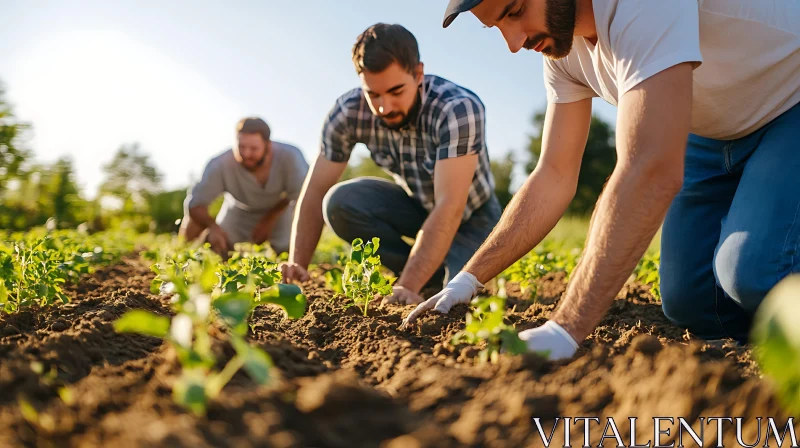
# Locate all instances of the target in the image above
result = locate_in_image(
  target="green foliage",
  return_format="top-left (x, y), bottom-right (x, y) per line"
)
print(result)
top-left (491, 151), bottom-right (515, 208)
top-left (325, 267), bottom-right (344, 295)
top-left (149, 188), bottom-right (187, 234)
top-left (120, 241), bottom-right (307, 415)
top-left (751, 275), bottom-right (800, 415)
top-left (0, 229), bottom-right (139, 313)
top-left (634, 252), bottom-right (661, 300)
top-left (451, 296), bottom-right (527, 364)
top-left (113, 310), bottom-right (170, 337)
top-left (99, 142), bottom-right (163, 207)
top-left (260, 284), bottom-right (307, 320)
top-left (526, 111), bottom-right (616, 216)
top-left (0, 161), bottom-right (93, 231)
top-left (341, 238), bottom-right (395, 316)
top-left (0, 80), bottom-right (31, 191)
top-left (501, 241), bottom-right (581, 301)
top-left (340, 151), bottom-right (393, 182)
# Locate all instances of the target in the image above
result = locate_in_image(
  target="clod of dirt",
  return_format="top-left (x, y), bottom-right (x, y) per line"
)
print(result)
top-left (2, 325), bottom-right (19, 336)
top-left (630, 334), bottom-right (662, 355)
top-left (296, 371), bottom-right (388, 414)
top-left (51, 320), bottom-right (68, 332)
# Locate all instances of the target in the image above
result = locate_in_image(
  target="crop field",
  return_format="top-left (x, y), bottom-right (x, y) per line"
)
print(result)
top-left (0, 225), bottom-right (797, 447)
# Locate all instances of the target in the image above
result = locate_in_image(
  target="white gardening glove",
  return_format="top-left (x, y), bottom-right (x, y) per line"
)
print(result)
top-left (519, 320), bottom-right (579, 361)
top-left (402, 271), bottom-right (483, 326)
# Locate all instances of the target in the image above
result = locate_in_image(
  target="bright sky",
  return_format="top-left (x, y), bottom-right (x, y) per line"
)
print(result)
top-left (0, 1), bottom-right (617, 198)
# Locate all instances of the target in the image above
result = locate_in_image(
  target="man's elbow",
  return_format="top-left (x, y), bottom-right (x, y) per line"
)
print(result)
top-left (631, 159), bottom-right (684, 202)
top-left (433, 196), bottom-right (468, 221)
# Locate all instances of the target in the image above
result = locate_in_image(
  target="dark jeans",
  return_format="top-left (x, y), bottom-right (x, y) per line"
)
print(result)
top-left (660, 101), bottom-right (800, 342)
top-left (322, 177), bottom-right (502, 289)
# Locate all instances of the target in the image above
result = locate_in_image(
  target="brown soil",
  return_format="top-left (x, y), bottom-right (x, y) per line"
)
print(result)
top-left (0, 261), bottom-right (795, 448)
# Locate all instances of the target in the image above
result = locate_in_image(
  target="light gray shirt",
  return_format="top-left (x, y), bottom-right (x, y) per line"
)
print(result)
top-left (185, 142), bottom-right (309, 247)
top-left (187, 141), bottom-right (308, 213)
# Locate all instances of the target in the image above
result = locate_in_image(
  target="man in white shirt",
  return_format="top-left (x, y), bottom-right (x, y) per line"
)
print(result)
top-left (405, 0), bottom-right (800, 359)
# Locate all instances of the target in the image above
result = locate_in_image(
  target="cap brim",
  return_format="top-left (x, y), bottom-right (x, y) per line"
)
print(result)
top-left (442, 0), bottom-right (483, 28)
top-left (443, 12), bottom-right (460, 28)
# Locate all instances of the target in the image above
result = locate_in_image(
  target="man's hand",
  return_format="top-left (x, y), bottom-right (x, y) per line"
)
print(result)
top-left (281, 262), bottom-right (310, 284)
top-left (382, 286), bottom-right (424, 305)
top-left (402, 271), bottom-right (483, 325)
top-left (397, 155), bottom-right (478, 293)
top-left (518, 321), bottom-right (579, 361)
top-left (251, 220), bottom-right (272, 245)
top-left (207, 226), bottom-right (230, 255)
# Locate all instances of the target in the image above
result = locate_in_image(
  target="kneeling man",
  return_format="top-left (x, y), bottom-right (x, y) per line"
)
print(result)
top-left (180, 117), bottom-right (309, 256)
top-left (281, 23), bottom-right (501, 304)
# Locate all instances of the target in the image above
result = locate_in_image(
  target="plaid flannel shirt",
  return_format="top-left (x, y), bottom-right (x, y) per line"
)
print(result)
top-left (320, 74), bottom-right (495, 222)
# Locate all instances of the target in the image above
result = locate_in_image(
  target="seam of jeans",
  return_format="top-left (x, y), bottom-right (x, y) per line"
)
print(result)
top-left (782, 195), bottom-right (800, 275)
top-left (723, 141), bottom-right (733, 173)
top-left (713, 283), bottom-right (734, 340)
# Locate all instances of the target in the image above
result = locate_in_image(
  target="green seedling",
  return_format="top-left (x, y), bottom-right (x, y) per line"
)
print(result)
top-left (341, 238), bottom-right (395, 316)
top-left (0, 229), bottom-right (140, 313)
top-left (634, 252), bottom-right (661, 300)
top-left (450, 296), bottom-right (528, 364)
top-left (116, 252), bottom-right (306, 415)
top-left (751, 274), bottom-right (800, 415)
top-left (501, 241), bottom-right (580, 301)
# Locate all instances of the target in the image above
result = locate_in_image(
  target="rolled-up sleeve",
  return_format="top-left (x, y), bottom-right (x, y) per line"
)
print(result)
top-left (436, 97), bottom-right (486, 161)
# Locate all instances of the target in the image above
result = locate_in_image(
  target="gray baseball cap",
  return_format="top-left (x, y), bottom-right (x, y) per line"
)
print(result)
top-left (443, 0), bottom-right (485, 28)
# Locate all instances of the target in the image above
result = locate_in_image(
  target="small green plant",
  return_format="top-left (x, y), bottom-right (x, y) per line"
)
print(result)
top-left (1, 238), bottom-right (71, 311)
top-left (634, 252), bottom-right (661, 300)
top-left (501, 241), bottom-right (580, 301)
top-left (115, 258), bottom-right (306, 415)
top-left (340, 238), bottom-right (395, 316)
top-left (451, 296), bottom-right (528, 364)
top-left (751, 274), bottom-right (800, 415)
top-left (0, 229), bottom-right (141, 312)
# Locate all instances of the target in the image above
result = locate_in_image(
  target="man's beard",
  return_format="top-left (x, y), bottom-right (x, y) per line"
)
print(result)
top-left (523, 0), bottom-right (577, 60)
top-left (379, 91), bottom-right (422, 130)
top-left (243, 151), bottom-right (268, 171)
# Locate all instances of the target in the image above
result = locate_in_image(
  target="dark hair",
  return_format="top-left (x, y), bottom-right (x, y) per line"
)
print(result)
top-left (352, 23), bottom-right (420, 75)
top-left (236, 117), bottom-right (271, 142)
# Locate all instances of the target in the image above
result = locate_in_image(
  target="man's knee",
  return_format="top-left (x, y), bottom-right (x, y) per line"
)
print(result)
top-left (322, 180), bottom-right (366, 232)
top-left (715, 237), bottom-right (779, 313)
top-left (660, 276), bottom-right (702, 328)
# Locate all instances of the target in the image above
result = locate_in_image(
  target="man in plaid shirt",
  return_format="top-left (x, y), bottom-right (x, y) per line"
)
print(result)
top-left (282, 23), bottom-right (501, 305)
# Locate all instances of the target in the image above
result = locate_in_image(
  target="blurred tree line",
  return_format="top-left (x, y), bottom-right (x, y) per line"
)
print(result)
top-left (1, 75), bottom-right (617, 234)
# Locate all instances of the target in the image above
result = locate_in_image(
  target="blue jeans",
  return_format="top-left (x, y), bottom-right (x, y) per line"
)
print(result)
top-left (323, 177), bottom-right (502, 289)
top-left (660, 101), bottom-right (800, 343)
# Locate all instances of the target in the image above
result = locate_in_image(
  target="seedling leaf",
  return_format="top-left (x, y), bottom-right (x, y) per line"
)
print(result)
top-left (173, 371), bottom-right (208, 416)
top-left (261, 284), bottom-right (307, 319)
top-left (114, 310), bottom-right (170, 338)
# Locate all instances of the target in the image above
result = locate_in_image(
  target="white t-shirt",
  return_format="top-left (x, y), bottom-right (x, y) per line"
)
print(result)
top-left (544, 0), bottom-right (800, 140)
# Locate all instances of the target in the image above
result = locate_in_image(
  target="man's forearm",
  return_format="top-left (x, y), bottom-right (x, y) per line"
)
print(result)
top-left (288, 192), bottom-right (325, 268)
top-left (552, 168), bottom-right (681, 342)
top-left (463, 166), bottom-right (576, 284)
top-left (258, 200), bottom-right (290, 226)
top-left (398, 204), bottom-right (463, 293)
top-left (188, 206), bottom-right (219, 230)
